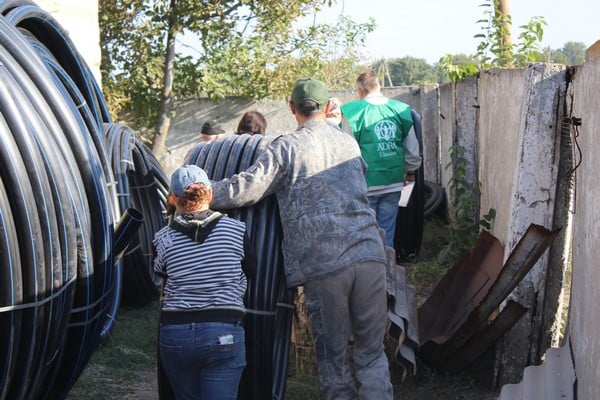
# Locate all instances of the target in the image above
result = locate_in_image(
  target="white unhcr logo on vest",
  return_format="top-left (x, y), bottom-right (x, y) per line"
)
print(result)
top-left (375, 119), bottom-right (398, 157)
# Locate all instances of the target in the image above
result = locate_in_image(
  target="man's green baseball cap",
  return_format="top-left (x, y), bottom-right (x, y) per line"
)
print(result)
top-left (290, 78), bottom-right (329, 111)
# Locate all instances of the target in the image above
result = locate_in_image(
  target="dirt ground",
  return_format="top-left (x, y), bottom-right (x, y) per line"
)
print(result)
top-left (122, 371), bottom-right (158, 400)
top-left (120, 366), bottom-right (498, 400)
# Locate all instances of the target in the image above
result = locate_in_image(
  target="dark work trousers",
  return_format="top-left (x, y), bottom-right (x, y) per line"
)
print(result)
top-left (303, 261), bottom-right (393, 400)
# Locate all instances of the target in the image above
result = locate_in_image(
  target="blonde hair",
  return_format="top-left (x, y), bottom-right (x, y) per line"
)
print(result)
top-left (356, 71), bottom-right (380, 94)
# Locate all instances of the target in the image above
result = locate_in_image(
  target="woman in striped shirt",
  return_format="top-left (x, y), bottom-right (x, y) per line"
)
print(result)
top-left (153, 165), bottom-right (252, 400)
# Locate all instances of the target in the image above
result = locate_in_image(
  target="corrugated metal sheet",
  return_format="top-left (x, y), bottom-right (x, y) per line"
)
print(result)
top-left (418, 230), bottom-right (504, 344)
top-left (444, 300), bottom-right (527, 371)
top-left (385, 246), bottom-right (420, 377)
top-left (418, 230), bottom-right (505, 365)
top-left (418, 224), bottom-right (560, 369)
top-left (499, 342), bottom-right (575, 400)
top-left (476, 225), bottom-right (562, 321)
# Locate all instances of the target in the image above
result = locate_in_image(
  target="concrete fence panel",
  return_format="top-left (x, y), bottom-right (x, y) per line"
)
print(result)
top-left (567, 40), bottom-right (600, 400)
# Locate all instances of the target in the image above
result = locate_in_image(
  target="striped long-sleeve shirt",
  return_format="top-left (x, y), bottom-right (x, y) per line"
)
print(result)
top-left (153, 212), bottom-right (247, 312)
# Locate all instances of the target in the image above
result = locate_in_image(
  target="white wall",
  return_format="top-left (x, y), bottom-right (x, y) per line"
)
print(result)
top-left (165, 86), bottom-right (440, 175)
top-left (36, 0), bottom-right (101, 84)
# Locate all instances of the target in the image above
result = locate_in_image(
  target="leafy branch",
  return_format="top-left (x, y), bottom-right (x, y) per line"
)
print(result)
top-left (439, 0), bottom-right (547, 83)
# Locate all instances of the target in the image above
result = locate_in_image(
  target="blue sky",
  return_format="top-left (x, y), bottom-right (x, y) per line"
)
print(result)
top-left (303, 0), bottom-right (599, 63)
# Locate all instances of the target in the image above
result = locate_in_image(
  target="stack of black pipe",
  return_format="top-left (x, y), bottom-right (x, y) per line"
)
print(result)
top-left (185, 134), bottom-right (295, 400)
top-left (0, 2), bottom-right (165, 399)
top-left (395, 109), bottom-right (426, 260)
top-left (105, 123), bottom-right (168, 306)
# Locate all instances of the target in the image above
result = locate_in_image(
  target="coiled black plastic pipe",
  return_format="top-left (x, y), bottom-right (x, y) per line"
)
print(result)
top-left (423, 180), bottom-right (446, 218)
top-left (183, 134), bottom-right (295, 400)
top-left (105, 122), bottom-right (168, 306)
top-left (395, 110), bottom-right (426, 261)
top-left (0, 2), bottom-right (154, 398)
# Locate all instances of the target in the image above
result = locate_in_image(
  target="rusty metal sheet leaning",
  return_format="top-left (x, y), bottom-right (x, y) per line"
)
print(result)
top-left (476, 224), bottom-right (562, 322)
top-left (435, 224), bottom-right (561, 365)
top-left (443, 300), bottom-right (528, 371)
top-left (417, 224), bottom-right (561, 369)
top-left (418, 230), bottom-right (505, 349)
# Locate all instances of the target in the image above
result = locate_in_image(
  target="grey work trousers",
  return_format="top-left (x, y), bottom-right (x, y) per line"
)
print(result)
top-left (303, 261), bottom-right (393, 400)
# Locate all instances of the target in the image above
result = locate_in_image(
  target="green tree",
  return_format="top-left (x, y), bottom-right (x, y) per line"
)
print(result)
top-left (100, 0), bottom-right (165, 131)
top-left (437, 53), bottom-right (478, 84)
top-left (543, 41), bottom-right (586, 65)
top-left (99, 0), bottom-right (374, 160)
top-left (198, 14), bottom-right (374, 97)
top-left (438, 0), bottom-right (546, 83)
top-left (542, 46), bottom-right (568, 64)
top-left (373, 57), bottom-right (437, 86)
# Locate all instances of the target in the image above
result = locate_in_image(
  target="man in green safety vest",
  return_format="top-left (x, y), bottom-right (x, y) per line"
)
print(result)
top-left (341, 71), bottom-right (422, 248)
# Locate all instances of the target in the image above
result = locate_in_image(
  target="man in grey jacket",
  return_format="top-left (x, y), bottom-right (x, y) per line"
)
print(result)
top-left (210, 77), bottom-right (393, 400)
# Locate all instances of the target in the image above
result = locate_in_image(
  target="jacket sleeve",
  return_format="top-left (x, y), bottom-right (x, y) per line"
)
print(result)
top-left (341, 115), bottom-right (352, 134)
top-left (210, 139), bottom-right (286, 210)
top-left (403, 125), bottom-right (422, 172)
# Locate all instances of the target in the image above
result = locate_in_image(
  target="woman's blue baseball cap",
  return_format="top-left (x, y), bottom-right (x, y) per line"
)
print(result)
top-left (170, 165), bottom-right (211, 196)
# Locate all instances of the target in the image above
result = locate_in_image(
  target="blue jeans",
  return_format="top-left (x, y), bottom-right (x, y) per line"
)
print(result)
top-left (159, 321), bottom-right (246, 400)
top-left (304, 261), bottom-right (393, 400)
top-left (368, 191), bottom-right (401, 247)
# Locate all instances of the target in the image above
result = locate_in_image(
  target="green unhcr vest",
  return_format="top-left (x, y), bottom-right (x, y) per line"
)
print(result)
top-left (341, 98), bottom-right (414, 188)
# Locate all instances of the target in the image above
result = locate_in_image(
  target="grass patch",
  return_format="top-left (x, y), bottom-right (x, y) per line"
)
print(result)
top-left (67, 301), bottom-right (160, 399)
top-left (286, 362), bottom-right (496, 400)
top-left (402, 217), bottom-right (450, 305)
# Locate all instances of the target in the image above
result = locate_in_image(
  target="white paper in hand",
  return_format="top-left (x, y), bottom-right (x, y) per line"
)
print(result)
top-left (398, 181), bottom-right (415, 207)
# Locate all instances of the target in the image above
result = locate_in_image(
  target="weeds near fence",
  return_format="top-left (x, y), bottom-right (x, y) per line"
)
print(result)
top-left (437, 145), bottom-right (496, 266)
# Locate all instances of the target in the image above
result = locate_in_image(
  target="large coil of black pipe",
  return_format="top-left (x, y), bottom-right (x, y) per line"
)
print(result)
top-left (0, 1), bottom-right (144, 398)
top-left (105, 122), bottom-right (168, 306)
top-left (395, 109), bottom-right (426, 261)
top-left (0, 92), bottom-right (53, 400)
top-left (0, 175), bottom-right (21, 400)
top-left (2, 1), bottom-right (109, 129)
top-left (180, 134), bottom-right (295, 400)
top-left (0, 1), bottom-right (297, 399)
top-left (0, 14), bottom-right (122, 399)
top-left (0, 56), bottom-right (91, 399)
